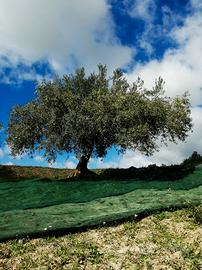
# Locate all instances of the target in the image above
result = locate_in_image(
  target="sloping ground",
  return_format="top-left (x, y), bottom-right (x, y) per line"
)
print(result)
top-left (0, 166), bottom-right (201, 241)
top-left (0, 165), bottom-right (71, 180)
top-left (0, 162), bottom-right (195, 181)
top-left (0, 207), bottom-right (201, 269)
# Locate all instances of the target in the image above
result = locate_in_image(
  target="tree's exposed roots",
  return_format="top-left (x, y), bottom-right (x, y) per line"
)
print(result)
top-left (73, 169), bottom-right (79, 177)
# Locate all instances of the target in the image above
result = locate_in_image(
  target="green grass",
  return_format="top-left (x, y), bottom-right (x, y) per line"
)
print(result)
top-left (0, 164), bottom-right (201, 269)
top-left (187, 205), bottom-right (202, 225)
top-left (0, 206), bottom-right (201, 270)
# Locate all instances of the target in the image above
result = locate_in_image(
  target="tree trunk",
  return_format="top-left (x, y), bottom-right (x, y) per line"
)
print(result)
top-left (74, 155), bottom-right (91, 176)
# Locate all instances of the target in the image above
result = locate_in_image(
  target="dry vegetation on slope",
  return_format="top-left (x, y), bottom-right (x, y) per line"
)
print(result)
top-left (0, 155), bottom-right (201, 269)
top-left (0, 206), bottom-right (201, 270)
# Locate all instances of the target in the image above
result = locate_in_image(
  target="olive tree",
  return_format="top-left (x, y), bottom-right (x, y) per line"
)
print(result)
top-left (7, 65), bottom-right (192, 175)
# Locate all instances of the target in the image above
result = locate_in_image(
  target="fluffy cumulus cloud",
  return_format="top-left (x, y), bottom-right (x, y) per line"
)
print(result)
top-left (2, 162), bottom-right (14, 166)
top-left (129, 0), bottom-right (156, 22)
top-left (125, 1), bottom-right (183, 57)
top-left (119, 3), bottom-right (202, 167)
top-left (34, 155), bottom-right (44, 162)
top-left (64, 158), bottom-right (77, 169)
top-left (119, 107), bottom-right (202, 167)
top-left (0, 143), bottom-right (27, 162)
top-left (89, 157), bottom-right (119, 169)
top-left (191, 0), bottom-right (202, 9)
top-left (0, 148), bottom-right (4, 158)
top-left (128, 7), bottom-right (202, 105)
top-left (0, 0), bottom-right (132, 80)
top-left (118, 151), bottom-right (151, 168)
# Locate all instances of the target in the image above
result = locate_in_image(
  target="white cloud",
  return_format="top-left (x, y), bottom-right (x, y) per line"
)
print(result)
top-left (119, 107), bottom-right (202, 167)
top-left (48, 157), bottom-right (77, 169)
top-left (34, 155), bottom-right (44, 162)
top-left (0, 148), bottom-right (4, 158)
top-left (0, 145), bottom-right (9, 159)
top-left (127, 11), bottom-right (202, 106)
top-left (48, 161), bottom-right (58, 168)
top-left (89, 157), bottom-right (118, 169)
top-left (127, 3), bottom-right (182, 57)
top-left (64, 160), bottom-right (76, 169)
top-left (190, 0), bottom-right (202, 10)
top-left (3, 162), bottom-right (14, 166)
top-left (119, 8), bottom-right (202, 167)
top-left (129, 0), bottom-right (156, 22)
top-left (3, 144), bottom-right (11, 155)
top-left (0, 0), bottom-right (133, 80)
top-left (1, 144), bottom-right (27, 160)
top-left (118, 151), bottom-right (151, 168)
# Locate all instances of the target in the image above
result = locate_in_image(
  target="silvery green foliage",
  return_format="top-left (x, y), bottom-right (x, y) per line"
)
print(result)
top-left (7, 65), bottom-right (192, 163)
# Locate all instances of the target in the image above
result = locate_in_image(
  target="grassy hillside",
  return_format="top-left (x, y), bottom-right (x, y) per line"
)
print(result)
top-left (0, 164), bottom-right (72, 180)
top-left (0, 206), bottom-right (201, 269)
top-left (0, 162), bottom-right (196, 181)
top-left (0, 163), bottom-right (201, 269)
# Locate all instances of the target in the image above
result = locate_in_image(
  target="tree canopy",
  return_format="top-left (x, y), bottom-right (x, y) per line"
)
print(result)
top-left (7, 65), bottom-right (192, 174)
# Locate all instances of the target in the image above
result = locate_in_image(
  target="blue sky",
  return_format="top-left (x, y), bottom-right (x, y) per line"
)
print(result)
top-left (1, 0), bottom-right (202, 169)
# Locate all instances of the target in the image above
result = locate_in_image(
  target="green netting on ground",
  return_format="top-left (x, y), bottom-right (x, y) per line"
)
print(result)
top-left (0, 166), bottom-right (202, 241)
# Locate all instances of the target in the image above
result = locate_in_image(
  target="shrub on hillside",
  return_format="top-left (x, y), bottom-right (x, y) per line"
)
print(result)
top-left (182, 151), bottom-right (202, 167)
top-left (100, 163), bottom-right (194, 181)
